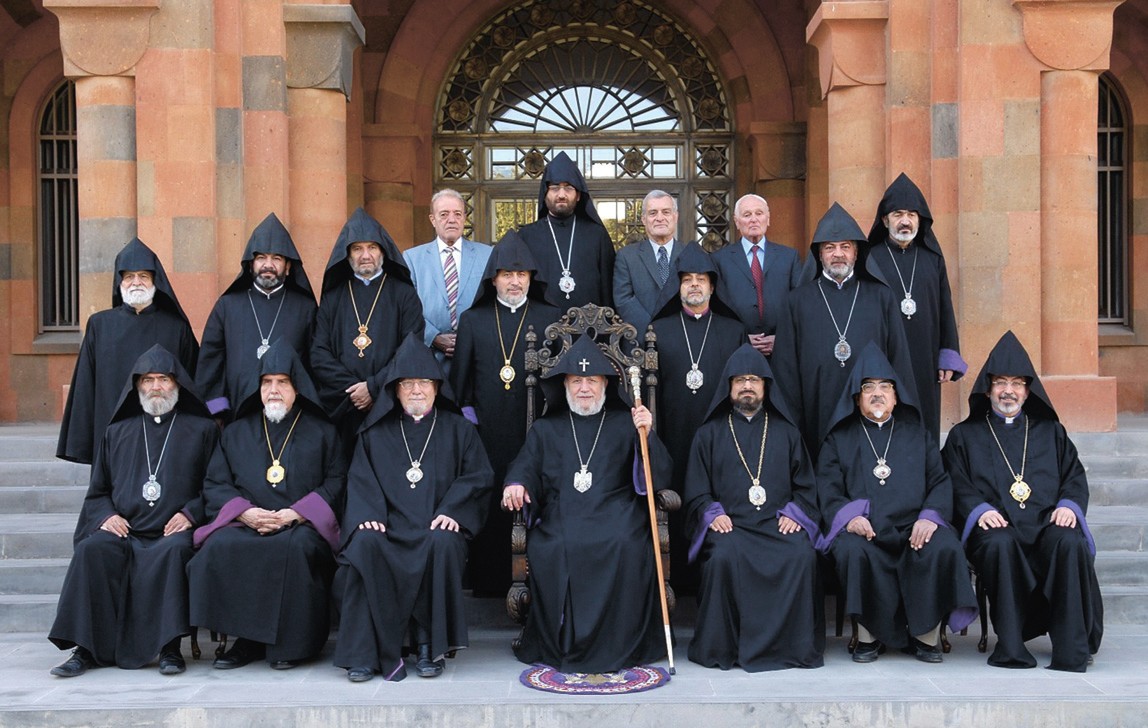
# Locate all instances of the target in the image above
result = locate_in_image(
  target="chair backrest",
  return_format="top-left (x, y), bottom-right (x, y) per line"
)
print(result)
top-left (523, 304), bottom-right (659, 429)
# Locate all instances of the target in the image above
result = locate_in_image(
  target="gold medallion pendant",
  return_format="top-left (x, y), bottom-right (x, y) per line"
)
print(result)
top-left (748, 481), bottom-right (767, 510)
top-left (353, 325), bottom-right (372, 358)
top-left (1009, 476), bottom-right (1031, 509)
top-left (500, 363), bottom-right (516, 390)
top-left (267, 460), bottom-right (286, 485)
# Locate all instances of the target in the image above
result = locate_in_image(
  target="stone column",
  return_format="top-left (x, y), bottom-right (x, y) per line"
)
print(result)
top-left (806, 1), bottom-right (888, 222)
top-left (1015, 0), bottom-right (1122, 429)
top-left (43, 0), bottom-right (159, 326)
top-left (284, 3), bottom-right (364, 277)
top-left (745, 122), bottom-right (807, 251)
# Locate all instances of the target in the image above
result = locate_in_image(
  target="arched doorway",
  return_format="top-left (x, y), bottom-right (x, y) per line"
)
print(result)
top-left (433, 0), bottom-right (734, 249)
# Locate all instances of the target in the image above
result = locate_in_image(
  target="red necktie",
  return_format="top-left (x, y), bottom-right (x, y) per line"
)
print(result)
top-left (750, 244), bottom-right (764, 323)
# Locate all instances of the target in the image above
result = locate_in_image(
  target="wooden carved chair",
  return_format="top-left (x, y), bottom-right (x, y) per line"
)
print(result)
top-left (506, 303), bottom-right (681, 633)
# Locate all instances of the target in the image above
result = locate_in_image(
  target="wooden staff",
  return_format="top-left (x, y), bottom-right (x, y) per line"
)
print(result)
top-left (629, 365), bottom-right (675, 674)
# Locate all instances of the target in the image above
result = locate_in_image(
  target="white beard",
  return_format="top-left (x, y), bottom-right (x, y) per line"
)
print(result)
top-left (139, 387), bottom-right (179, 417)
top-left (122, 285), bottom-right (156, 307)
top-left (264, 401), bottom-right (289, 423)
top-left (567, 390), bottom-right (606, 417)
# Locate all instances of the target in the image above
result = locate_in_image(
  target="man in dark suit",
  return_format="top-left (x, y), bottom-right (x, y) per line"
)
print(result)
top-left (612, 190), bottom-right (690, 335)
top-left (712, 194), bottom-right (804, 357)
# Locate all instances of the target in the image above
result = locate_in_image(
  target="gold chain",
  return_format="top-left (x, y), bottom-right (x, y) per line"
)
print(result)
top-left (727, 411), bottom-right (768, 486)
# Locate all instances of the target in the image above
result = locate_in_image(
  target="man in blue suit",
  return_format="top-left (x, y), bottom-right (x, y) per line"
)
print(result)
top-left (403, 189), bottom-right (492, 375)
top-left (712, 194), bottom-right (803, 357)
top-left (612, 190), bottom-right (692, 336)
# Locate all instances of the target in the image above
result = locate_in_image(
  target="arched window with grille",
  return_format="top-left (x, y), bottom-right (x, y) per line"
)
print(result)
top-left (38, 80), bottom-right (78, 332)
top-left (1098, 73), bottom-right (1128, 326)
top-left (435, 0), bottom-right (734, 251)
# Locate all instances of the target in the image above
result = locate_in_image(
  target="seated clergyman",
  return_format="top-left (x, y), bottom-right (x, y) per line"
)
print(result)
top-left (334, 334), bottom-right (493, 682)
top-left (502, 335), bottom-right (670, 673)
top-left (816, 343), bottom-right (977, 663)
top-left (188, 343), bottom-right (346, 671)
top-left (942, 331), bottom-right (1102, 672)
top-left (49, 345), bottom-right (218, 677)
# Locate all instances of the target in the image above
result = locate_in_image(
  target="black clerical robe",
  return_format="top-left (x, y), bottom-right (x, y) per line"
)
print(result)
top-left (450, 298), bottom-right (559, 594)
top-left (868, 242), bottom-right (962, 439)
top-left (683, 409), bottom-right (823, 671)
top-left (518, 215), bottom-right (615, 309)
top-left (49, 410), bottom-right (217, 668)
top-left (57, 305), bottom-right (199, 464)
top-left (311, 276), bottom-right (423, 435)
top-left (505, 407), bottom-right (670, 673)
top-left (943, 412), bottom-right (1103, 671)
top-left (196, 287), bottom-right (317, 418)
top-left (334, 409), bottom-right (493, 680)
top-left (817, 416), bottom-right (976, 649)
top-left (652, 308), bottom-right (744, 592)
top-left (772, 277), bottom-right (916, 456)
top-left (188, 409), bottom-right (345, 662)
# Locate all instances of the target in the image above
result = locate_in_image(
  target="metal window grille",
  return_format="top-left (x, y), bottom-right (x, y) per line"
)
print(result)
top-left (38, 80), bottom-right (78, 331)
top-left (1098, 74), bottom-right (1128, 325)
top-left (435, 0), bottom-right (733, 248)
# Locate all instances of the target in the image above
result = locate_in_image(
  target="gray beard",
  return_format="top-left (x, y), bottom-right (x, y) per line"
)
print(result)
top-left (567, 391), bottom-right (606, 417)
top-left (139, 388), bottom-right (179, 417)
top-left (254, 273), bottom-right (286, 291)
top-left (122, 286), bottom-right (156, 307)
top-left (264, 401), bottom-right (289, 423)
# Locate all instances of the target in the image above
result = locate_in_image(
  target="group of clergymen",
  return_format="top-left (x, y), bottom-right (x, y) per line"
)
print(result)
top-left (46, 151), bottom-right (1102, 683)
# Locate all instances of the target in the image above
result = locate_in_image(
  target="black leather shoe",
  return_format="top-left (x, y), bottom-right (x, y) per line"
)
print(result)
top-left (852, 640), bottom-right (883, 663)
top-left (347, 666), bottom-right (375, 682)
top-left (415, 643), bottom-right (444, 678)
top-left (212, 638), bottom-right (263, 670)
top-left (50, 647), bottom-right (95, 678)
top-left (158, 650), bottom-right (186, 675)
top-left (269, 659), bottom-right (300, 670)
top-left (905, 638), bottom-right (943, 664)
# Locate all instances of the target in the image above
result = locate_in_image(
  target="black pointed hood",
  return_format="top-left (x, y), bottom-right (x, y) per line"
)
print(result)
top-left (362, 333), bottom-right (460, 430)
top-left (109, 344), bottom-right (209, 423)
top-left (224, 212), bottom-right (314, 296)
top-left (321, 207), bottom-right (411, 293)
top-left (539, 334), bottom-right (634, 413)
top-left (965, 330), bottom-right (1057, 422)
top-left (865, 173), bottom-right (942, 257)
top-left (823, 342), bottom-right (919, 439)
top-left (650, 242), bottom-right (737, 321)
top-left (803, 202), bottom-right (888, 286)
top-left (535, 151), bottom-right (605, 226)
top-left (111, 238), bottom-right (192, 326)
top-left (470, 229), bottom-right (552, 307)
top-left (234, 342), bottom-right (325, 419)
top-left (701, 343), bottom-right (796, 426)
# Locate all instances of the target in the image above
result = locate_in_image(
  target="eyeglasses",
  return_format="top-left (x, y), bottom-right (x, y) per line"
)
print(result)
top-left (990, 378), bottom-right (1027, 391)
top-left (547, 183), bottom-right (577, 193)
top-left (398, 379), bottom-right (435, 391)
top-left (732, 376), bottom-right (763, 386)
top-left (860, 381), bottom-right (895, 394)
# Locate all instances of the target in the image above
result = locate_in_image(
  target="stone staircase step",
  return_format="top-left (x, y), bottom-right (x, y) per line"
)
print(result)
top-left (1098, 586), bottom-right (1148, 624)
top-left (0, 513), bottom-right (75, 559)
top-left (0, 594), bottom-right (56, 633)
top-left (1085, 506), bottom-right (1147, 552)
top-left (0, 558), bottom-right (70, 595)
top-left (1097, 552), bottom-right (1148, 586)
top-left (0, 485), bottom-right (85, 514)
top-left (0, 424), bottom-right (58, 460)
top-left (1081, 457), bottom-right (1148, 480)
top-left (1086, 479), bottom-right (1148, 507)
top-left (0, 460), bottom-right (89, 487)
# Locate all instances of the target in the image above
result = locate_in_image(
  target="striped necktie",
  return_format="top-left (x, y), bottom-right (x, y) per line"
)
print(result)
top-left (656, 246), bottom-right (670, 287)
top-left (443, 246), bottom-right (459, 330)
top-left (750, 244), bottom-right (764, 323)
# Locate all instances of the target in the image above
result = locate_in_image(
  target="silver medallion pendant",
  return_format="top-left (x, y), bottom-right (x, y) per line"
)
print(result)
top-left (573, 467), bottom-right (593, 493)
top-left (685, 365), bottom-right (704, 393)
top-left (873, 459), bottom-right (892, 485)
top-left (834, 338), bottom-right (852, 366)
top-left (407, 463), bottom-right (423, 487)
top-left (748, 481), bottom-right (767, 510)
top-left (559, 272), bottom-right (576, 297)
top-left (142, 476), bottom-right (161, 506)
top-left (257, 340), bottom-right (270, 359)
top-left (900, 296), bottom-right (916, 319)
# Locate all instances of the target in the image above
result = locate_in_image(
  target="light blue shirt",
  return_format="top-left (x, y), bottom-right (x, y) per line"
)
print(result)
top-left (740, 238), bottom-right (765, 269)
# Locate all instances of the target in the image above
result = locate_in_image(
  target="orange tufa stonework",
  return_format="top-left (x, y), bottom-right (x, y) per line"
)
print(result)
top-left (0, 0), bottom-right (1141, 430)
